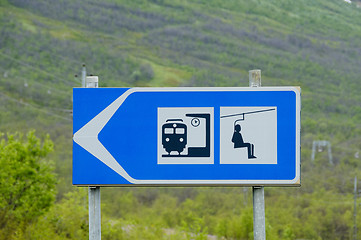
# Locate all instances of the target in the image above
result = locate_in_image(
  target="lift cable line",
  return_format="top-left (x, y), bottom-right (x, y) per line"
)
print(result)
top-left (0, 51), bottom-right (80, 85)
top-left (220, 108), bottom-right (276, 119)
top-left (0, 91), bottom-right (72, 122)
top-left (0, 71), bottom-right (73, 109)
top-left (221, 108), bottom-right (276, 126)
top-left (0, 70), bottom-right (73, 97)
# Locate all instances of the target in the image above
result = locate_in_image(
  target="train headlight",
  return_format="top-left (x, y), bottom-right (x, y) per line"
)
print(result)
top-left (179, 138), bottom-right (184, 142)
top-left (166, 138), bottom-right (170, 142)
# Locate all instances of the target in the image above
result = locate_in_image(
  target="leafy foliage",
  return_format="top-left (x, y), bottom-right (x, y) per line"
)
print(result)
top-left (0, 131), bottom-right (56, 239)
top-left (26, 188), bottom-right (88, 240)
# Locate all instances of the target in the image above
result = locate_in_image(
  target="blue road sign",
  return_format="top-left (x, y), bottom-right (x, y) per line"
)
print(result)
top-left (73, 87), bottom-right (300, 186)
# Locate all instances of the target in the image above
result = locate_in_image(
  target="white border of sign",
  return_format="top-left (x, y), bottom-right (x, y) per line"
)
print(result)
top-left (73, 87), bottom-right (301, 186)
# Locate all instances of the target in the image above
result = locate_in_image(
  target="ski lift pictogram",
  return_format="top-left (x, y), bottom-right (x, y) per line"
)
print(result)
top-left (221, 108), bottom-right (276, 159)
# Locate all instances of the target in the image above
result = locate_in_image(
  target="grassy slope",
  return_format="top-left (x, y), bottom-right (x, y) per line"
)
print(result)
top-left (1, 0), bottom-right (360, 167)
top-left (1, 0), bottom-right (361, 238)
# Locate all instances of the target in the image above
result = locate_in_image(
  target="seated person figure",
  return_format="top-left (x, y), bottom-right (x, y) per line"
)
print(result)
top-left (231, 124), bottom-right (256, 159)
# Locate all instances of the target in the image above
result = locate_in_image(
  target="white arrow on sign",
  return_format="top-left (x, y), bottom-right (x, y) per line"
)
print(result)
top-left (73, 88), bottom-right (136, 183)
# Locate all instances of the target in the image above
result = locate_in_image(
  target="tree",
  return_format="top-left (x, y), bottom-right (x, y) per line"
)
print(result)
top-left (0, 131), bottom-right (56, 239)
top-left (27, 188), bottom-right (88, 240)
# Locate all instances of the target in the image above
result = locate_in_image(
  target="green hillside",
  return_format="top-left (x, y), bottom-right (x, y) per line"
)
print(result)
top-left (1, 0), bottom-right (361, 239)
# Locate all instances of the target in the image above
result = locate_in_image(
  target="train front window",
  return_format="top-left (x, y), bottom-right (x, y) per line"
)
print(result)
top-left (164, 128), bottom-right (174, 134)
top-left (175, 128), bottom-right (185, 134)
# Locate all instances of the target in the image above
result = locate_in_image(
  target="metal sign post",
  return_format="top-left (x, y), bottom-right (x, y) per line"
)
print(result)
top-left (85, 76), bottom-right (101, 240)
top-left (249, 70), bottom-right (266, 240)
top-left (89, 186), bottom-right (101, 240)
top-left (354, 176), bottom-right (357, 240)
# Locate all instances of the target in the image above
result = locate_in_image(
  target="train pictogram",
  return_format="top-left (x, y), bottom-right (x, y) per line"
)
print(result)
top-left (161, 113), bottom-right (211, 158)
top-left (162, 119), bottom-right (187, 155)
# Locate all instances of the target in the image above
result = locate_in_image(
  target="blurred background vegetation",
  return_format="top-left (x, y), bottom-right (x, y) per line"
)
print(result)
top-left (1, 0), bottom-right (361, 239)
